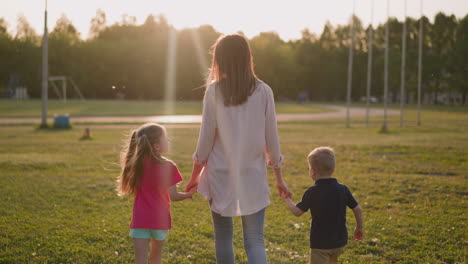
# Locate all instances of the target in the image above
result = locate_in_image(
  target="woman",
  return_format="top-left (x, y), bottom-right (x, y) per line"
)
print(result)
top-left (185, 34), bottom-right (291, 264)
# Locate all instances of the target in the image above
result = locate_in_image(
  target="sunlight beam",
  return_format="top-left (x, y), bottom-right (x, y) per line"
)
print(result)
top-left (164, 28), bottom-right (177, 115)
top-left (189, 28), bottom-right (209, 78)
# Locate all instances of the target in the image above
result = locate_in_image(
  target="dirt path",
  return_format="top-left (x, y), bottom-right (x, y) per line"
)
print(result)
top-left (0, 105), bottom-right (399, 126)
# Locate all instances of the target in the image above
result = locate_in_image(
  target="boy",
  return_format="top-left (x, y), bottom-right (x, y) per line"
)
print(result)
top-left (281, 147), bottom-right (364, 264)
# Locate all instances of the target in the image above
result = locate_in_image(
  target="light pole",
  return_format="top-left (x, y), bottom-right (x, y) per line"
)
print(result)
top-left (346, 0), bottom-right (355, 128)
top-left (400, 0), bottom-right (407, 127)
top-left (382, 0), bottom-right (390, 132)
top-left (40, 0), bottom-right (49, 128)
top-left (366, 0), bottom-right (374, 127)
top-left (417, 0), bottom-right (424, 126)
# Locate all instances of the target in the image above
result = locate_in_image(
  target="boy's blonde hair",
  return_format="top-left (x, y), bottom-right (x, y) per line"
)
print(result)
top-left (307, 147), bottom-right (335, 176)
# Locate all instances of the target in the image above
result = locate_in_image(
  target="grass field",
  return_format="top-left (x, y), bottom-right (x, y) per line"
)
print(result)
top-left (0, 99), bottom-right (333, 118)
top-left (0, 107), bottom-right (466, 263)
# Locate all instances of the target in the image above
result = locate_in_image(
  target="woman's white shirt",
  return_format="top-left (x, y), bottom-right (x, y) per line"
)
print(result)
top-left (193, 80), bottom-right (283, 217)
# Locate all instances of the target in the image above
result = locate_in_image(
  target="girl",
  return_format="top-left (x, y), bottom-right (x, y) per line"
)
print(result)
top-left (185, 34), bottom-right (291, 264)
top-left (117, 123), bottom-right (194, 264)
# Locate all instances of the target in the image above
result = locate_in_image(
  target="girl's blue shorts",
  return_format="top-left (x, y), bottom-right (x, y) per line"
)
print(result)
top-left (130, 228), bottom-right (169, 241)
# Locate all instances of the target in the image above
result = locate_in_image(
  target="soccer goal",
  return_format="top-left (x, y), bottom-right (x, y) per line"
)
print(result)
top-left (48, 76), bottom-right (85, 102)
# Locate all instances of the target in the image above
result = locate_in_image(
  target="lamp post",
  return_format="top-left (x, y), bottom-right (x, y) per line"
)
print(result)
top-left (417, 0), bottom-right (424, 126)
top-left (366, 0), bottom-right (374, 127)
top-left (382, 0), bottom-right (390, 132)
top-left (40, 0), bottom-right (48, 128)
top-left (400, 0), bottom-right (407, 127)
top-left (346, 0), bottom-right (355, 128)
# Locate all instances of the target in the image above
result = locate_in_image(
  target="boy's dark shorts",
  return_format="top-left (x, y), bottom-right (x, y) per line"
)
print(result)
top-left (310, 247), bottom-right (344, 264)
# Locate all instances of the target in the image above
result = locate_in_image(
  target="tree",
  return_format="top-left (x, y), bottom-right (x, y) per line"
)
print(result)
top-left (0, 18), bottom-right (8, 36)
top-left (15, 15), bottom-right (37, 42)
top-left (452, 15), bottom-right (468, 104)
top-left (5, 15), bottom-right (41, 97)
top-left (429, 12), bottom-right (458, 103)
top-left (120, 14), bottom-right (137, 26)
top-left (0, 11), bottom-right (466, 102)
top-left (250, 32), bottom-right (298, 97)
top-left (50, 14), bottom-right (80, 43)
top-left (48, 14), bottom-right (81, 98)
top-left (319, 21), bottom-right (337, 50)
top-left (89, 9), bottom-right (106, 39)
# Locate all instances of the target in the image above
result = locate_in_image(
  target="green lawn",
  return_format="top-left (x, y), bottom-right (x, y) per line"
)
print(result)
top-left (335, 100), bottom-right (468, 111)
top-left (0, 108), bottom-right (466, 263)
top-left (0, 99), bottom-right (332, 118)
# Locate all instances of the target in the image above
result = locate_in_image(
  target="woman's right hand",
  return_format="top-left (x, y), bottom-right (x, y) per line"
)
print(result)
top-left (185, 177), bottom-right (199, 193)
top-left (185, 163), bottom-right (204, 192)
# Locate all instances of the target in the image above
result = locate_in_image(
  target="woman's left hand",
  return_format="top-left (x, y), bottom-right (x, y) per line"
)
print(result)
top-left (276, 179), bottom-right (292, 199)
top-left (273, 167), bottom-right (292, 198)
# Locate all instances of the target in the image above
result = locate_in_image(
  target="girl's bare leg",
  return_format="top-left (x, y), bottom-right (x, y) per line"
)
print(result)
top-left (133, 238), bottom-right (149, 264)
top-left (149, 238), bottom-right (165, 264)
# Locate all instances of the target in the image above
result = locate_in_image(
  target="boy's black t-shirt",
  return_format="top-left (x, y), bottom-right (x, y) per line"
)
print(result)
top-left (296, 178), bottom-right (358, 249)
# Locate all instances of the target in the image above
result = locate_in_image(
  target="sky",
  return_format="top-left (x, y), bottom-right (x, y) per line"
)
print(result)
top-left (1, 0), bottom-right (467, 40)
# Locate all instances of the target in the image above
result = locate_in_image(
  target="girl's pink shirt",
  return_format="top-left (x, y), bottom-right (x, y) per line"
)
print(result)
top-left (130, 159), bottom-right (182, 230)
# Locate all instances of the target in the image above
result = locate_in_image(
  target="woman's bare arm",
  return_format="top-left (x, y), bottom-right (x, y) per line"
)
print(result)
top-left (185, 163), bottom-right (204, 192)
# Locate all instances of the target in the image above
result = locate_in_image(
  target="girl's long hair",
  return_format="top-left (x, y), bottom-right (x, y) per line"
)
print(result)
top-left (206, 34), bottom-right (258, 106)
top-left (117, 123), bottom-right (167, 196)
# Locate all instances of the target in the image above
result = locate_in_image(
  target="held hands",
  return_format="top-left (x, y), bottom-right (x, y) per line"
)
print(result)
top-left (280, 191), bottom-right (290, 200)
top-left (185, 178), bottom-right (199, 193)
top-left (185, 187), bottom-right (197, 199)
top-left (185, 163), bottom-right (203, 193)
top-left (276, 179), bottom-right (292, 199)
top-left (184, 178), bottom-right (198, 200)
top-left (354, 227), bottom-right (363, 241)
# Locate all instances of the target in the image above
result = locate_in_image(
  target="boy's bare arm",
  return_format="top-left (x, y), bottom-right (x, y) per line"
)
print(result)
top-left (282, 197), bottom-right (306, 217)
top-left (352, 204), bottom-right (364, 240)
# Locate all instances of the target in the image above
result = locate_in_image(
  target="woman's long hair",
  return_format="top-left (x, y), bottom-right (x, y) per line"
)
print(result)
top-left (117, 123), bottom-right (167, 196)
top-left (206, 34), bottom-right (258, 106)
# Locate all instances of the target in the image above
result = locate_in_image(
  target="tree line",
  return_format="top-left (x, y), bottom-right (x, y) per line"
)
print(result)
top-left (0, 10), bottom-right (467, 104)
